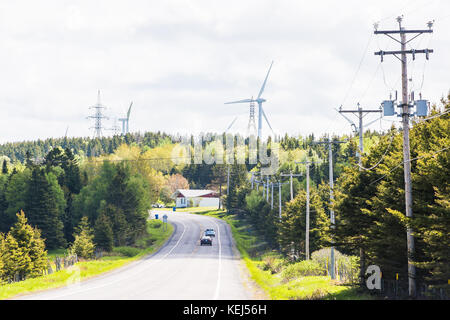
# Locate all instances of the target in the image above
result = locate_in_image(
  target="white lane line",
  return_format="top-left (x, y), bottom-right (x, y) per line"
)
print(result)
top-left (211, 218), bottom-right (222, 300)
top-left (26, 216), bottom-right (188, 300)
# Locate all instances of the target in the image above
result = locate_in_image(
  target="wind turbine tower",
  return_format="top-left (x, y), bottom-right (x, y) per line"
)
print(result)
top-left (225, 61), bottom-right (274, 140)
top-left (118, 102), bottom-right (133, 135)
top-left (87, 90), bottom-right (108, 138)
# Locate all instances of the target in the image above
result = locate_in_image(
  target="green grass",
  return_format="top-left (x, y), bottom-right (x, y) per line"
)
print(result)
top-left (0, 219), bottom-right (173, 300)
top-left (191, 208), bottom-right (372, 300)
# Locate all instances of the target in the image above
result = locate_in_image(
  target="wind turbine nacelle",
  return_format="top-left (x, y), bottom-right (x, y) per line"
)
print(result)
top-left (256, 98), bottom-right (266, 103)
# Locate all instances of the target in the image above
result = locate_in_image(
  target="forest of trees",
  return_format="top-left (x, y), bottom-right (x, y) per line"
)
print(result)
top-left (0, 95), bottom-right (448, 292)
top-left (224, 96), bottom-right (449, 293)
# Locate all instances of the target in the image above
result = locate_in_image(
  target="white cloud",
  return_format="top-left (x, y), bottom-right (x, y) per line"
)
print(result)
top-left (0, 0), bottom-right (448, 143)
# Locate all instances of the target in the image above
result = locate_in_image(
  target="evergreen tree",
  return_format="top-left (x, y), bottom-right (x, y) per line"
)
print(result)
top-left (70, 216), bottom-right (95, 259)
top-left (94, 212), bottom-right (113, 252)
top-left (2, 160), bottom-right (8, 175)
top-left (0, 211), bottom-right (47, 281)
top-left (25, 167), bottom-right (66, 249)
top-left (278, 189), bottom-right (329, 259)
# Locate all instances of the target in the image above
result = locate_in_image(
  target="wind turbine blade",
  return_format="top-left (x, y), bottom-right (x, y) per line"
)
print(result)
top-left (225, 99), bottom-right (254, 105)
top-left (257, 60), bottom-right (274, 99)
top-left (261, 107), bottom-right (273, 131)
top-left (226, 117), bottom-right (238, 132)
top-left (127, 102), bottom-right (133, 120)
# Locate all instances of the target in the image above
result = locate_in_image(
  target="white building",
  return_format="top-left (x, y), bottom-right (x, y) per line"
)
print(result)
top-left (172, 189), bottom-right (220, 208)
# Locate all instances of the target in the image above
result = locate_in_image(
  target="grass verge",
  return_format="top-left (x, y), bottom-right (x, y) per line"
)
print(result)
top-left (0, 219), bottom-right (173, 300)
top-left (192, 208), bottom-right (372, 300)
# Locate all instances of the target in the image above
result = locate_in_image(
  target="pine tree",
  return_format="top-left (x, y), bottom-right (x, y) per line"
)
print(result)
top-left (2, 160), bottom-right (8, 175)
top-left (278, 189), bottom-right (329, 259)
top-left (0, 211), bottom-right (47, 281)
top-left (25, 167), bottom-right (66, 249)
top-left (70, 216), bottom-right (95, 259)
top-left (9, 211), bottom-right (47, 278)
top-left (94, 213), bottom-right (114, 252)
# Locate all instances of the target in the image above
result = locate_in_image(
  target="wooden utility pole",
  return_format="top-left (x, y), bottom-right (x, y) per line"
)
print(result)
top-left (271, 182), bottom-right (274, 209)
top-left (296, 160), bottom-right (320, 260)
top-left (280, 171), bottom-right (302, 201)
top-left (338, 104), bottom-right (382, 167)
top-left (374, 16), bottom-right (433, 298)
top-left (271, 181), bottom-right (288, 219)
top-left (338, 105), bottom-right (381, 284)
top-left (314, 136), bottom-right (346, 279)
top-left (227, 165), bottom-right (230, 196)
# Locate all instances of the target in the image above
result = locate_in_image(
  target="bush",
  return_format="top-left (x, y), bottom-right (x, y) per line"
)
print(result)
top-left (70, 233), bottom-right (95, 259)
top-left (260, 253), bottom-right (288, 274)
top-left (112, 246), bottom-right (141, 257)
top-left (69, 217), bottom-right (95, 259)
top-left (311, 248), bottom-right (359, 283)
top-left (281, 260), bottom-right (326, 282)
top-left (148, 220), bottom-right (162, 229)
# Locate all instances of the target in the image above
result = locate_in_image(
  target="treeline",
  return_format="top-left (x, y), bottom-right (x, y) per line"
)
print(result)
top-left (0, 131), bottom-right (175, 163)
top-left (0, 147), bottom-right (152, 251)
top-left (333, 98), bottom-right (449, 290)
top-left (225, 96), bottom-right (449, 292)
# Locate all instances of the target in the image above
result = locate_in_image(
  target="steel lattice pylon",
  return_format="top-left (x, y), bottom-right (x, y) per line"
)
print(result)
top-left (87, 90), bottom-right (109, 138)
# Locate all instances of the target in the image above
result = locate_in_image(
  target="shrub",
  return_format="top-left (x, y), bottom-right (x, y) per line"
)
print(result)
top-left (69, 216), bottom-right (95, 259)
top-left (260, 253), bottom-right (288, 274)
top-left (148, 220), bottom-right (162, 229)
top-left (281, 260), bottom-right (326, 282)
top-left (311, 248), bottom-right (359, 283)
top-left (112, 246), bottom-right (141, 257)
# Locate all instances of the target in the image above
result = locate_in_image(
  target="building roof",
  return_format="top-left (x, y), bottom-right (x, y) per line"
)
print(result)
top-left (172, 189), bottom-right (218, 198)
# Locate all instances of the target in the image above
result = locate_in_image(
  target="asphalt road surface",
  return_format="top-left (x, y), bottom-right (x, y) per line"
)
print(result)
top-left (17, 211), bottom-right (256, 300)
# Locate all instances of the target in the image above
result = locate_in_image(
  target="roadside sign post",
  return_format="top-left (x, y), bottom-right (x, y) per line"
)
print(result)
top-left (163, 214), bottom-right (168, 231)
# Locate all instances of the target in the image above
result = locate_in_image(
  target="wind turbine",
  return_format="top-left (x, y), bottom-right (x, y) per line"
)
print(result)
top-left (225, 61), bottom-right (274, 139)
top-left (118, 102), bottom-right (133, 135)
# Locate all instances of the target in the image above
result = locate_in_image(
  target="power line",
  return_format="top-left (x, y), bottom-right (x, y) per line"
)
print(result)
top-left (340, 33), bottom-right (374, 107)
top-left (357, 131), bottom-right (396, 171)
top-left (369, 146), bottom-right (449, 186)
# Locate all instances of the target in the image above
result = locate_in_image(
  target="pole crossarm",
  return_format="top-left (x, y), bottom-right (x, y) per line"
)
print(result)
top-left (374, 49), bottom-right (433, 56)
top-left (374, 29), bottom-right (433, 35)
top-left (339, 109), bottom-right (381, 113)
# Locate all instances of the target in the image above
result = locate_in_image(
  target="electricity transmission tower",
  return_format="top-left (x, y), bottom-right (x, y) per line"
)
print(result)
top-left (314, 136), bottom-right (347, 279)
top-left (374, 16), bottom-right (433, 298)
top-left (87, 90), bottom-right (109, 138)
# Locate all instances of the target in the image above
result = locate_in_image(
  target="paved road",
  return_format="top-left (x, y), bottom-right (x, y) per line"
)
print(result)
top-left (17, 211), bottom-right (255, 300)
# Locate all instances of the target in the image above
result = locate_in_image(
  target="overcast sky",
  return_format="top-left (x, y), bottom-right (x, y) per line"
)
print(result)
top-left (0, 0), bottom-right (449, 143)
